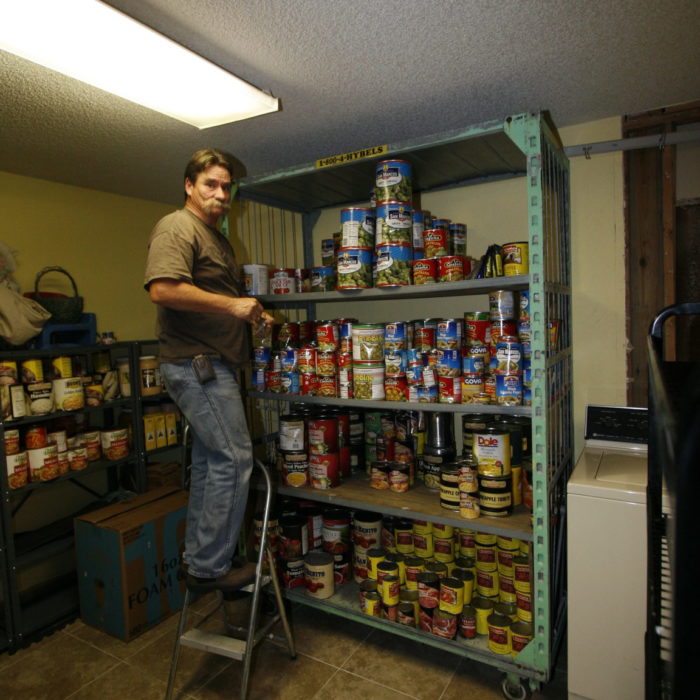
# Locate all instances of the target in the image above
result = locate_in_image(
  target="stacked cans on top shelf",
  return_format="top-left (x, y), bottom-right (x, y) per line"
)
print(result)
top-left (335, 159), bottom-right (470, 290)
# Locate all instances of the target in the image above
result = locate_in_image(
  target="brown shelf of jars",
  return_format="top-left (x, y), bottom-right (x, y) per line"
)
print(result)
top-left (4, 454), bottom-right (134, 495)
top-left (274, 471), bottom-right (533, 541)
top-left (247, 391), bottom-right (531, 416)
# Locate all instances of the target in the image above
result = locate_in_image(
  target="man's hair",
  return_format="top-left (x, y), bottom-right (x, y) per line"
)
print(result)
top-left (183, 148), bottom-right (235, 200)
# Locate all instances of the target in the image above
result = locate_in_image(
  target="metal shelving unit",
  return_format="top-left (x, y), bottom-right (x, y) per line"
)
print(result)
top-left (240, 111), bottom-right (572, 696)
top-left (0, 342), bottom-right (146, 652)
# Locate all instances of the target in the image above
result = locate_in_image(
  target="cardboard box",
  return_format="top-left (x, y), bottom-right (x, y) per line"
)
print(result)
top-left (147, 461), bottom-right (182, 489)
top-left (75, 487), bottom-right (188, 641)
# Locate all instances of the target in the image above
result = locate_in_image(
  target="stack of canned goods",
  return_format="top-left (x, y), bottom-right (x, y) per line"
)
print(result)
top-left (462, 289), bottom-right (531, 406)
top-left (276, 404), bottom-right (363, 490)
top-left (415, 219), bottom-right (469, 285)
top-left (364, 410), bottom-right (421, 493)
top-left (353, 514), bottom-right (533, 654)
top-left (267, 500), bottom-right (355, 598)
top-left (374, 159), bottom-right (413, 288)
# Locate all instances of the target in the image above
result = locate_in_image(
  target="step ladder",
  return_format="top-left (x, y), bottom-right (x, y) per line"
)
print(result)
top-left (165, 459), bottom-right (296, 699)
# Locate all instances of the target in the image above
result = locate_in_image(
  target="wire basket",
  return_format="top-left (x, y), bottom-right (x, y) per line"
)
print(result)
top-left (34, 266), bottom-right (84, 324)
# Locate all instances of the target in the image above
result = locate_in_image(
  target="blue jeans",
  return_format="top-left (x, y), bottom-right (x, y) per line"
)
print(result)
top-left (160, 358), bottom-right (253, 578)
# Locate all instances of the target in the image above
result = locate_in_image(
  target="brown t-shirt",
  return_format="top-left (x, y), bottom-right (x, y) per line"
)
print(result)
top-left (144, 208), bottom-right (250, 366)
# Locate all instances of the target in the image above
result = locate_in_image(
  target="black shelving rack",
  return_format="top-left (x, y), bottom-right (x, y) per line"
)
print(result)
top-left (646, 303), bottom-right (700, 699)
top-left (0, 341), bottom-right (161, 652)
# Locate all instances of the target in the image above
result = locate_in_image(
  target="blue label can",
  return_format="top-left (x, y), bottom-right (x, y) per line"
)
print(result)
top-left (376, 201), bottom-right (412, 245)
top-left (436, 349), bottom-right (461, 378)
top-left (253, 346), bottom-right (271, 368)
top-left (252, 368), bottom-right (266, 390)
top-left (340, 207), bottom-right (375, 248)
top-left (462, 351), bottom-right (485, 375)
top-left (311, 266), bottom-right (336, 291)
top-left (337, 247), bottom-right (373, 289)
top-left (495, 374), bottom-right (522, 406)
top-left (412, 210), bottom-right (426, 250)
top-left (280, 371), bottom-right (300, 395)
top-left (384, 349), bottom-right (407, 377)
top-left (279, 349), bottom-right (298, 372)
top-left (519, 290), bottom-right (530, 321)
top-left (384, 321), bottom-right (407, 350)
top-left (436, 318), bottom-right (463, 350)
top-left (375, 159), bottom-right (412, 204)
top-left (416, 385), bottom-right (438, 403)
top-left (376, 244), bottom-right (412, 286)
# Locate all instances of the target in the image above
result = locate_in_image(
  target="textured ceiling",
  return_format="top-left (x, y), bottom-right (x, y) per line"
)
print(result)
top-left (1, 0), bottom-right (699, 206)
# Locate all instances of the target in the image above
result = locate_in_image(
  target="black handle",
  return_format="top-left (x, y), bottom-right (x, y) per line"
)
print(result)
top-left (34, 266), bottom-right (79, 298)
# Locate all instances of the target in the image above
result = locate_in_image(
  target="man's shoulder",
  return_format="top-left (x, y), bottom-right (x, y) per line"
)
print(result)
top-left (150, 209), bottom-right (209, 245)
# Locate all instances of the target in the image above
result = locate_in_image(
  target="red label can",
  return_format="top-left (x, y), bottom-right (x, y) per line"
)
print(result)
top-left (269, 268), bottom-right (295, 294)
top-left (300, 372), bottom-right (318, 395)
top-left (317, 375), bottom-right (337, 398)
top-left (315, 321), bottom-right (339, 352)
top-left (308, 416), bottom-right (338, 454)
top-left (413, 325), bottom-right (435, 352)
top-left (309, 452), bottom-right (340, 489)
top-left (384, 376), bottom-right (408, 402)
top-left (459, 605), bottom-right (477, 638)
top-left (297, 347), bottom-right (316, 373)
top-left (265, 370), bottom-right (281, 392)
top-left (437, 255), bottom-right (464, 282)
top-left (413, 258), bottom-right (437, 285)
top-left (465, 319), bottom-right (491, 345)
top-left (423, 228), bottom-right (449, 258)
top-left (490, 319), bottom-right (518, 348)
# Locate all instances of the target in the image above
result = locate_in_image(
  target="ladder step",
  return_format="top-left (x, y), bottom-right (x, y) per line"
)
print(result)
top-left (180, 629), bottom-right (247, 660)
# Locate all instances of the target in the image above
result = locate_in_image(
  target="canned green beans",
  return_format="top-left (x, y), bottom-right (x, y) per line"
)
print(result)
top-left (376, 244), bottom-right (412, 286)
top-left (337, 247), bottom-right (372, 289)
top-left (340, 207), bottom-right (375, 248)
top-left (375, 159), bottom-right (412, 203)
top-left (376, 201), bottom-right (412, 245)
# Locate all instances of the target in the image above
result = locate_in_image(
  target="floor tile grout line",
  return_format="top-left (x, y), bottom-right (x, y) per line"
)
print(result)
top-left (309, 665), bottom-right (342, 699)
top-left (334, 668), bottom-right (421, 699)
top-left (436, 658), bottom-right (461, 700)
top-left (62, 657), bottom-right (128, 699)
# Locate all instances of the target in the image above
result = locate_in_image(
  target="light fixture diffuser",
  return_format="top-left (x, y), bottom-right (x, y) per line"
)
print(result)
top-left (0, 0), bottom-right (279, 128)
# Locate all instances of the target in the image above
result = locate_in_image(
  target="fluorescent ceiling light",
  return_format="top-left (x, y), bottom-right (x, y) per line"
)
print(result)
top-left (0, 0), bottom-right (279, 129)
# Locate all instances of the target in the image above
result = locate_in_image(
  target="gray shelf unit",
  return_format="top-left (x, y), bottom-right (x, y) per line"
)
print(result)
top-left (0, 342), bottom-right (145, 653)
top-left (240, 111), bottom-right (573, 695)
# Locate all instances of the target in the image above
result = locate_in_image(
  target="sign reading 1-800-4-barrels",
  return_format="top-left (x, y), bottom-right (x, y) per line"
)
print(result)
top-left (316, 145), bottom-right (388, 169)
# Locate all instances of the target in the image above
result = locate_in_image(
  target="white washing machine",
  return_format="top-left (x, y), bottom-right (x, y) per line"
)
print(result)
top-left (567, 405), bottom-right (651, 700)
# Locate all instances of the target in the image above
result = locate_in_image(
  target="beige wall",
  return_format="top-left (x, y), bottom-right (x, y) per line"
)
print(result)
top-left (0, 172), bottom-right (172, 340)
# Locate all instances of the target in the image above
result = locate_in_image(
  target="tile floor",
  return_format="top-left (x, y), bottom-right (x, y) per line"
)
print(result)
top-left (0, 594), bottom-right (568, 700)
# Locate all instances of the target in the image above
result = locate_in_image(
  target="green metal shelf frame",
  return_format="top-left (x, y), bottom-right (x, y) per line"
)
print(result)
top-left (239, 111), bottom-right (572, 690)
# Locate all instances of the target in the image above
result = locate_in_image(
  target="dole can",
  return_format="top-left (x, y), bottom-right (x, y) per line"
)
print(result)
top-left (474, 428), bottom-right (511, 476)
